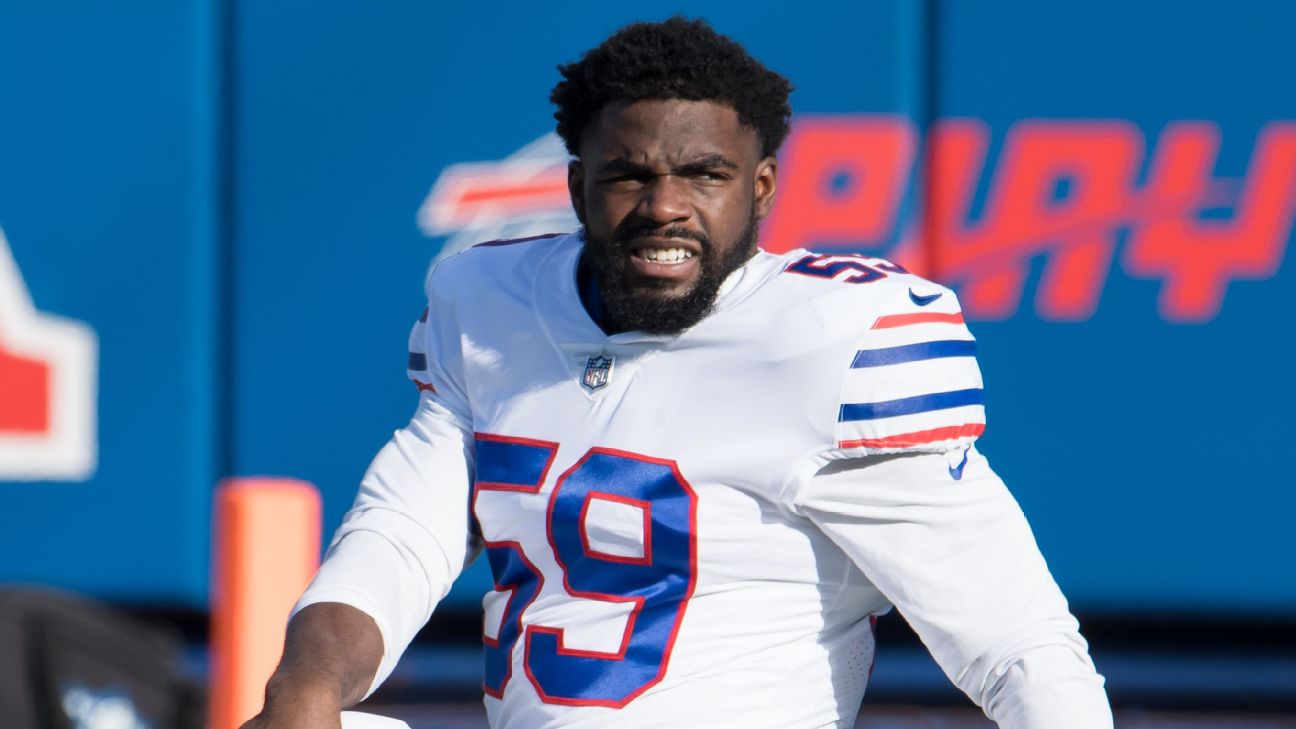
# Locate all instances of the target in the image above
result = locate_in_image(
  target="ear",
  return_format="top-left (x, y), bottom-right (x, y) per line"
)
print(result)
top-left (753, 155), bottom-right (777, 221)
top-left (568, 159), bottom-right (586, 225)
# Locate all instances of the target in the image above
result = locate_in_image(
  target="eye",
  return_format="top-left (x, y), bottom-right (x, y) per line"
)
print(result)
top-left (600, 174), bottom-right (648, 189)
top-left (691, 170), bottom-right (730, 183)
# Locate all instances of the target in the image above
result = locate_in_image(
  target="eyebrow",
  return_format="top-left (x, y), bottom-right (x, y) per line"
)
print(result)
top-left (679, 153), bottom-right (740, 171)
top-left (597, 153), bottom-right (740, 176)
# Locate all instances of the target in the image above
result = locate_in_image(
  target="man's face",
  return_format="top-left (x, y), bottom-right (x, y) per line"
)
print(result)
top-left (569, 99), bottom-right (777, 334)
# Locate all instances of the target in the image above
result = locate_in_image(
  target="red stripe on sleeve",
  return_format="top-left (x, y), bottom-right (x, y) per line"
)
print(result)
top-left (839, 422), bottom-right (984, 450)
top-left (871, 312), bottom-right (965, 329)
top-left (415, 380), bottom-right (437, 393)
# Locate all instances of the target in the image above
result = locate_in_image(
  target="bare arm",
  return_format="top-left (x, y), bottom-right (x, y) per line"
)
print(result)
top-left (241, 602), bottom-right (384, 728)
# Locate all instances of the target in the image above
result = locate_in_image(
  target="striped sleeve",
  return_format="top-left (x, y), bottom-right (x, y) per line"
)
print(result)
top-left (834, 290), bottom-right (985, 455)
top-left (406, 305), bottom-right (436, 392)
top-left (404, 268), bottom-right (471, 424)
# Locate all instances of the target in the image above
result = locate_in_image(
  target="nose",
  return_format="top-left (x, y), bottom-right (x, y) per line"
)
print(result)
top-left (634, 175), bottom-right (691, 225)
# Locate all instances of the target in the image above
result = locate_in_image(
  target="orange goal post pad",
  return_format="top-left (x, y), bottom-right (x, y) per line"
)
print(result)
top-left (209, 478), bottom-right (322, 729)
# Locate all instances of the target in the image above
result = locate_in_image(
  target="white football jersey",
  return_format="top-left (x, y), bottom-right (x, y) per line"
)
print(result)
top-left (297, 232), bottom-right (1111, 729)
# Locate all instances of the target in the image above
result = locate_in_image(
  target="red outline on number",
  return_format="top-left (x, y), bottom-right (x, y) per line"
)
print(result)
top-left (784, 253), bottom-right (885, 284)
top-left (474, 481), bottom-right (546, 699)
top-left (472, 432), bottom-right (559, 493)
top-left (470, 435), bottom-right (554, 698)
top-left (578, 491), bottom-right (653, 566)
top-left (480, 544), bottom-right (546, 699)
top-left (523, 447), bottom-right (698, 708)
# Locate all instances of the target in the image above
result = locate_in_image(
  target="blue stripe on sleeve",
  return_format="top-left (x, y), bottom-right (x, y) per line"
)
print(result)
top-left (408, 352), bottom-right (428, 371)
top-left (851, 340), bottom-right (977, 368)
top-left (839, 388), bottom-right (983, 422)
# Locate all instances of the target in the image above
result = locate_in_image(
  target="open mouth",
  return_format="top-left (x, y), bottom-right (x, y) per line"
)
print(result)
top-left (625, 240), bottom-right (702, 284)
top-left (632, 246), bottom-right (696, 264)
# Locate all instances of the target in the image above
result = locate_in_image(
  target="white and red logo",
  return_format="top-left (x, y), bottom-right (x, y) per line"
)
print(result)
top-left (418, 133), bottom-right (578, 263)
top-left (0, 227), bottom-right (97, 480)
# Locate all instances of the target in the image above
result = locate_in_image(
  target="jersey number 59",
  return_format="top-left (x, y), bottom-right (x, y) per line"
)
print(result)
top-left (472, 434), bottom-right (698, 708)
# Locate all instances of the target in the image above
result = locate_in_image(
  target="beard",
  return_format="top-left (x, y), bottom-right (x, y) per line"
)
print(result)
top-left (582, 212), bottom-right (760, 335)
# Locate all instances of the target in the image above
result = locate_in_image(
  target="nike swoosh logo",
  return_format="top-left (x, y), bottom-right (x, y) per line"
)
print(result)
top-left (948, 448), bottom-right (969, 481)
top-left (909, 289), bottom-right (943, 306)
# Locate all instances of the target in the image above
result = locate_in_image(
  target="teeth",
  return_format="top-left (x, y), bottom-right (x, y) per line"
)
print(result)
top-left (641, 247), bottom-right (694, 264)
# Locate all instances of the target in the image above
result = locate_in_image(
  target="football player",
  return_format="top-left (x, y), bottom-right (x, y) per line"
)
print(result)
top-left (244, 17), bottom-right (1113, 729)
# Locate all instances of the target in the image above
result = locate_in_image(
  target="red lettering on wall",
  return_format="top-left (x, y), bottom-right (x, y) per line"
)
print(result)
top-left (1124, 122), bottom-right (1296, 321)
top-left (763, 115), bottom-right (1294, 322)
top-left (928, 120), bottom-right (1142, 320)
top-left (762, 117), bottom-right (915, 254)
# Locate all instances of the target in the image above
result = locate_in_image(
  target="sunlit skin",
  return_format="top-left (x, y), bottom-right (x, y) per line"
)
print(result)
top-left (568, 100), bottom-right (778, 328)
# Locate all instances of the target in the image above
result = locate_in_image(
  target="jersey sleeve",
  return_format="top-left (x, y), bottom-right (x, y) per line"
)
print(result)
top-left (405, 266), bottom-right (472, 422)
top-left (832, 283), bottom-right (985, 457)
top-left (294, 266), bottom-right (478, 697)
top-left (796, 449), bottom-right (1113, 728)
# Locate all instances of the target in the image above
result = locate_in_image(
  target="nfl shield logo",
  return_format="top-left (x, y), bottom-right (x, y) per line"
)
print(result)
top-left (582, 354), bottom-right (614, 391)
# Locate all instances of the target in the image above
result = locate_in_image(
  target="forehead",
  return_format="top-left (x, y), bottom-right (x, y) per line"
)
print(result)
top-left (580, 99), bottom-right (760, 165)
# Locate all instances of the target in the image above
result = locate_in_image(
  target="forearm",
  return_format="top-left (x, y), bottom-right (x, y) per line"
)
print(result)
top-left (289, 390), bottom-right (476, 695)
top-left (262, 602), bottom-right (384, 713)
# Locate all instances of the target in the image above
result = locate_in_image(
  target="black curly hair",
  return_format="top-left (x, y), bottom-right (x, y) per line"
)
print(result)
top-left (550, 17), bottom-right (793, 159)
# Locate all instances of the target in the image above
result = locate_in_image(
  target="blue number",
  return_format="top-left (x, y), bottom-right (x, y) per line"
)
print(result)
top-left (481, 540), bottom-right (543, 698)
top-left (473, 437), bottom-right (698, 707)
top-left (529, 448), bottom-right (696, 706)
top-left (785, 253), bottom-right (906, 283)
top-left (473, 433), bottom-right (557, 697)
